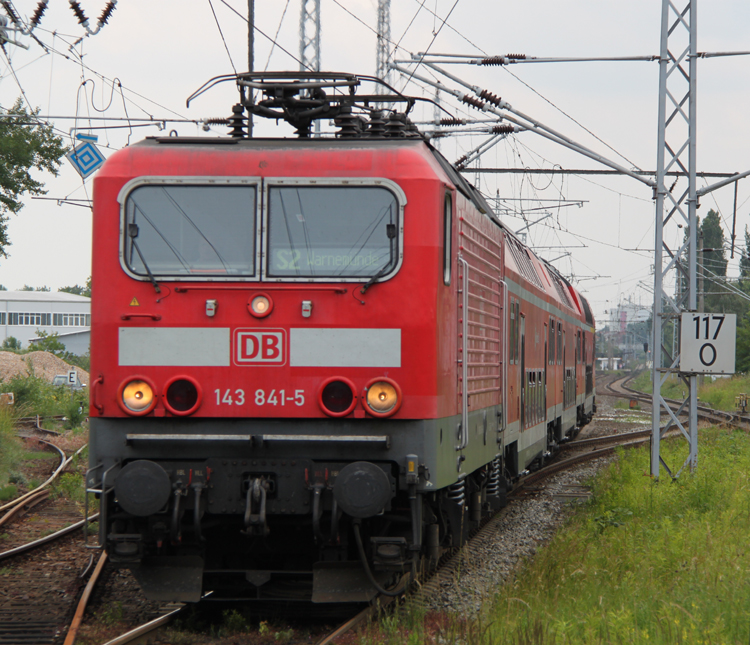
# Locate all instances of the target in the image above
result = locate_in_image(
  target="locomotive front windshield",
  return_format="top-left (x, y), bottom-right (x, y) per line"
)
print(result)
top-left (124, 184), bottom-right (257, 277)
top-left (267, 186), bottom-right (398, 278)
top-left (123, 182), bottom-right (399, 281)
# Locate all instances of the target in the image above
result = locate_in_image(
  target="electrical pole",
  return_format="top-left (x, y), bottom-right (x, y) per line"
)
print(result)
top-left (651, 0), bottom-right (698, 479)
top-left (248, 0), bottom-right (254, 137)
top-left (300, 0), bottom-right (321, 135)
top-left (376, 0), bottom-right (392, 91)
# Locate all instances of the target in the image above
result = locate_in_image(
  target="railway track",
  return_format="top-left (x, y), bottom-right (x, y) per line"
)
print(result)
top-left (0, 436), bottom-right (91, 645)
top-left (605, 370), bottom-right (750, 430)
top-left (70, 378), bottom-right (750, 644)
top-left (94, 419), bottom-right (646, 645)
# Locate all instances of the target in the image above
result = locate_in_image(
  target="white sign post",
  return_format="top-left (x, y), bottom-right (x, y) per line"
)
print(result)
top-left (67, 370), bottom-right (78, 386)
top-left (680, 313), bottom-right (736, 374)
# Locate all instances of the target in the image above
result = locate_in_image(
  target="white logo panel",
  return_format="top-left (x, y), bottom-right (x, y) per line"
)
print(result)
top-left (234, 329), bottom-right (286, 365)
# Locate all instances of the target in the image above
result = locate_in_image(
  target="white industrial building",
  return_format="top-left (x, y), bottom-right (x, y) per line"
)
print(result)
top-left (0, 291), bottom-right (91, 354)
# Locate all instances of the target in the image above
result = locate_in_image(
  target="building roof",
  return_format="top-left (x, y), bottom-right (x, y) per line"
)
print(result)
top-left (0, 291), bottom-right (90, 304)
top-left (28, 329), bottom-right (90, 342)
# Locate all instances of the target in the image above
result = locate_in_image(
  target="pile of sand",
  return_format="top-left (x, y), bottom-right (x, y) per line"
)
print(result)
top-left (0, 351), bottom-right (89, 386)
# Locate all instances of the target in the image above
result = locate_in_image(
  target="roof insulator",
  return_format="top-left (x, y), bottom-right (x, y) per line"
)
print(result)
top-left (461, 95), bottom-right (486, 111)
top-left (479, 89), bottom-right (502, 107)
top-left (439, 118), bottom-right (463, 126)
top-left (31, 0), bottom-right (48, 27)
top-left (69, 0), bottom-right (89, 27)
top-left (480, 56), bottom-right (506, 66)
top-left (98, 1), bottom-right (116, 27)
top-left (205, 117), bottom-right (230, 126)
top-left (366, 110), bottom-right (387, 137)
top-left (490, 124), bottom-right (515, 134)
top-left (228, 104), bottom-right (246, 139)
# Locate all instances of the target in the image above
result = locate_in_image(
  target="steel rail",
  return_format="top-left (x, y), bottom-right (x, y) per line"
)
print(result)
top-left (314, 602), bottom-right (388, 645)
top-left (63, 551), bottom-right (108, 645)
top-left (0, 514), bottom-right (99, 562)
top-left (0, 439), bottom-right (67, 513)
top-left (98, 606), bottom-right (187, 645)
top-left (0, 489), bottom-right (49, 529)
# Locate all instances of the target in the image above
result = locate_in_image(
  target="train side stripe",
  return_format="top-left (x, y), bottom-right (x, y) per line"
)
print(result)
top-left (118, 327), bottom-right (231, 366)
top-left (290, 328), bottom-right (401, 367)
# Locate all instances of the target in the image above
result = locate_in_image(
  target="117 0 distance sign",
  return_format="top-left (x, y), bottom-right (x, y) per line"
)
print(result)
top-left (680, 312), bottom-right (736, 374)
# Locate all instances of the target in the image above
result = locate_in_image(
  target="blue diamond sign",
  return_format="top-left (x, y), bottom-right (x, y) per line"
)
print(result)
top-left (66, 140), bottom-right (105, 179)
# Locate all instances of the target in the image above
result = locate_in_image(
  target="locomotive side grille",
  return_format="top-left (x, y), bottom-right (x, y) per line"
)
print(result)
top-left (458, 216), bottom-right (503, 410)
top-left (506, 236), bottom-right (544, 290)
top-left (550, 272), bottom-right (574, 310)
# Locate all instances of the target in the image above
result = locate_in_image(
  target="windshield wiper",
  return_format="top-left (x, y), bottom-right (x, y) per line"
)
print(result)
top-left (129, 224), bottom-right (161, 293)
top-left (360, 223), bottom-right (397, 294)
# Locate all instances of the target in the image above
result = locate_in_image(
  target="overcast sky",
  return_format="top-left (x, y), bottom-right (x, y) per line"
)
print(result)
top-left (1, 0), bottom-right (748, 322)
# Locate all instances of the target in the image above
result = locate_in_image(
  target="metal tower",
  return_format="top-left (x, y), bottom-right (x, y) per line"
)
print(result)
top-left (375, 0), bottom-right (392, 91)
top-left (299, 0), bottom-right (321, 73)
top-left (651, 0), bottom-right (698, 478)
top-left (299, 0), bottom-right (321, 134)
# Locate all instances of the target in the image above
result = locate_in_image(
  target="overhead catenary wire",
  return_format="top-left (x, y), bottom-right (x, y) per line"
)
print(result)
top-left (207, 0), bottom-right (238, 75)
top-left (391, 60), bottom-right (654, 189)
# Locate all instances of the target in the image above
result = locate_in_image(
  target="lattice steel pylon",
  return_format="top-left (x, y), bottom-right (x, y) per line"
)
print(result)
top-left (651, 0), bottom-right (698, 479)
top-left (299, 0), bottom-right (321, 134)
top-left (375, 0), bottom-right (392, 92)
top-left (299, 0), bottom-right (321, 73)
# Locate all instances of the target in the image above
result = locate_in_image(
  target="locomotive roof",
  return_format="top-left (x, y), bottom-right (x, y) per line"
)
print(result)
top-left (119, 135), bottom-right (498, 223)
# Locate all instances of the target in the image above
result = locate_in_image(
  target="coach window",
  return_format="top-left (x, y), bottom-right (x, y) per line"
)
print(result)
top-left (443, 191), bottom-right (453, 285)
top-left (557, 322), bottom-right (562, 365)
top-left (508, 298), bottom-right (516, 365)
top-left (548, 317), bottom-right (555, 365)
top-left (123, 182), bottom-right (257, 278)
top-left (267, 185), bottom-right (400, 280)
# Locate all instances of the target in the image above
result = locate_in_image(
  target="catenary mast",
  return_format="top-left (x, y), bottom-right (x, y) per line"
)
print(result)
top-left (651, 0), bottom-right (698, 478)
top-left (299, 0), bottom-right (321, 135)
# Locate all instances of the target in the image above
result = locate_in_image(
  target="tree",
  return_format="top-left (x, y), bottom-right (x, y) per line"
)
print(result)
top-left (0, 99), bottom-right (67, 257)
top-left (31, 330), bottom-right (66, 355)
top-left (59, 276), bottom-right (91, 298)
top-left (1, 336), bottom-right (21, 351)
top-left (700, 209), bottom-right (728, 282)
top-left (740, 226), bottom-right (750, 280)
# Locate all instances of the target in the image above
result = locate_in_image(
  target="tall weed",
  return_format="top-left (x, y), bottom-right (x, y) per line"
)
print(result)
top-left (2, 372), bottom-right (88, 421)
top-left (486, 429), bottom-right (750, 644)
top-left (0, 407), bottom-right (21, 487)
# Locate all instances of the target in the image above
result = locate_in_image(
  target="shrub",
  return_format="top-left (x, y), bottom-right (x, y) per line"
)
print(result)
top-left (0, 407), bottom-right (21, 487)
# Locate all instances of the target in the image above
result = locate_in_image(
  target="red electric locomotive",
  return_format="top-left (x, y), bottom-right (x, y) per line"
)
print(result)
top-left (86, 73), bottom-right (595, 603)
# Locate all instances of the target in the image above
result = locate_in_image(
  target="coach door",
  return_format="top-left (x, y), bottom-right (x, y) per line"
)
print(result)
top-left (544, 322), bottom-right (548, 421)
top-left (520, 315), bottom-right (526, 428)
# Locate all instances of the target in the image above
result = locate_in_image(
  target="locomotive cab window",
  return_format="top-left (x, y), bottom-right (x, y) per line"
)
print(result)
top-left (266, 183), bottom-right (402, 280)
top-left (122, 181), bottom-right (258, 278)
top-left (443, 191), bottom-right (453, 286)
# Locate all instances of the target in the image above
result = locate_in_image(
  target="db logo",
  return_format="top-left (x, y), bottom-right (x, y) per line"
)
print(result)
top-left (234, 329), bottom-right (286, 365)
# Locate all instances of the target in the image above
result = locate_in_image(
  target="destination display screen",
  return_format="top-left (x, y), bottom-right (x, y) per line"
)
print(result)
top-left (267, 185), bottom-right (398, 279)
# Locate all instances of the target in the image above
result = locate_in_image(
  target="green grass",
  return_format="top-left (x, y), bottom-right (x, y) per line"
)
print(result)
top-left (484, 429), bottom-right (750, 644)
top-left (628, 370), bottom-right (750, 413)
top-left (1, 372), bottom-right (89, 422)
top-left (0, 407), bottom-right (21, 487)
top-left (50, 472), bottom-right (85, 507)
top-left (20, 450), bottom-right (58, 461)
top-left (361, 429), bottom-right (750, 644)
